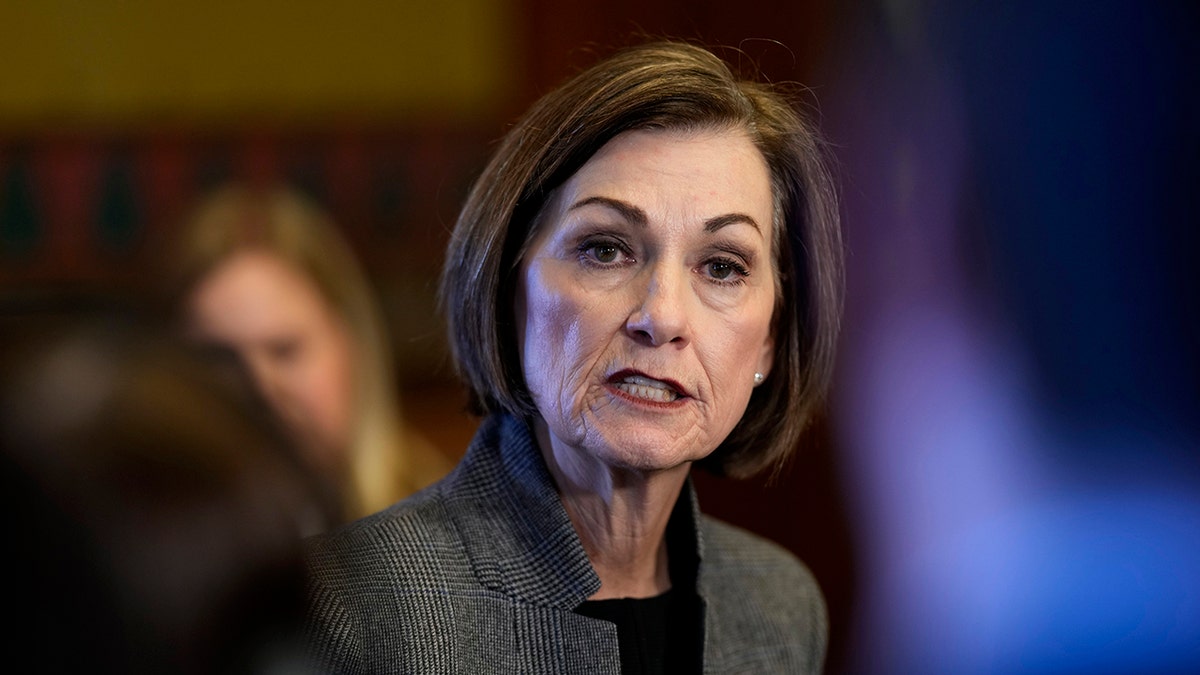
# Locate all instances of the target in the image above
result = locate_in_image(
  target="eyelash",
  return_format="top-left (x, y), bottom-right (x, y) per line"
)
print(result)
top-left (702, 256), bottom-right (751, 286)
top-left (577, 237), bottom-right (751, 286)
top-left (578, 236), bottom-right (633, 268)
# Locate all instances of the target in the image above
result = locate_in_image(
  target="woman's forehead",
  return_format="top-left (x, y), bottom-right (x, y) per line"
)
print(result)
top-left (557, 128), bottom-right (773, 224)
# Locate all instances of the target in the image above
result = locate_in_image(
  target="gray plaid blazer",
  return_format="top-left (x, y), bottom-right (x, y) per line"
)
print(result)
top-left (303, 414), bottom-right (827, 674)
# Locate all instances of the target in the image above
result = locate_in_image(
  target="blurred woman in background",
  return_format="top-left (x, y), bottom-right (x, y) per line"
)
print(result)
top-left (169, 184), bottom-right (450, 525)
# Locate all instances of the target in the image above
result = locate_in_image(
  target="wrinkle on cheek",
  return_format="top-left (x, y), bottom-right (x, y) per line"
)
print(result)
top-left (545, 290), bottom-right (615, 437)
top-left (553, 316), bottom-right (584, 415)
top-left (526, 274), bottom-right (582, 404)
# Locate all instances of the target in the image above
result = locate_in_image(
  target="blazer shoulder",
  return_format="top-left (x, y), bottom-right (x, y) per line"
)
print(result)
top-left (698, 515), bottom-right (827, 626)
top-left (698, 516), bottom-right (829, 673)
top-left (303, 482), bottom-right (475, 604)
top-left (302, 485), bottom-right (474, 672)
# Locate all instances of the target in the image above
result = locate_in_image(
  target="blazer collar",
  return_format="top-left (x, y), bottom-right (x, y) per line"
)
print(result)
top-left (447, 414), bottom-right (600, 608)
top-left (447, 414), bottom-right (706, 610)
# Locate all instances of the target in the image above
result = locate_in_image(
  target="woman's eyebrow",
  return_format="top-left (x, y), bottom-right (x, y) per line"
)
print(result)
top-left (704, 213), bottom-right (761, 234)
top-left (569, 196), bottom-right (760, 234)
top-left (568, 196), bottom-right (647, 226)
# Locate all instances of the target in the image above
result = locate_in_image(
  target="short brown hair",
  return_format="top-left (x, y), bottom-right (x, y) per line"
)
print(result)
top-left (440, 41), bottom-right (842, 477)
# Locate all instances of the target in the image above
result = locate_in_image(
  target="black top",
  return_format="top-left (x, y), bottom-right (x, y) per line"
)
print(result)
top-left (574, 490), bottom-right (705, 674)
top-left (576, 587), bottom-right (703, 674)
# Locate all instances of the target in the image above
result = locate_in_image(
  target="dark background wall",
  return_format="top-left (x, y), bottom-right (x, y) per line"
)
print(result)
top-left (0, 2), bottom-right (859, 671)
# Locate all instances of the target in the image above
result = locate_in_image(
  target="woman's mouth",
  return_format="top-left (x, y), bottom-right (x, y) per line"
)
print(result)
top-left (608, 373), bottom-right (684, 403)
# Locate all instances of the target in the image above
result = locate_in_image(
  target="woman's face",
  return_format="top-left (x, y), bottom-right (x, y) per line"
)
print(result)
top-left (516, 127), bottom-right (777, 473)
top-left (187, 249), bottom-right (356, 473)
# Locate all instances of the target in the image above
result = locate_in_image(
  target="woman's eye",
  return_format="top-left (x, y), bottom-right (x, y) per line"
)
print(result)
top-left (268, 339), bottom-right (302, 363)
top-left (704, 258), bottom-right (749, 283)
top-left (579, 238), bottom-right (630, 266)
top-left (709, 261), bottom-right (735, 279)
top-left (591, 244), bottom-right (620, 263)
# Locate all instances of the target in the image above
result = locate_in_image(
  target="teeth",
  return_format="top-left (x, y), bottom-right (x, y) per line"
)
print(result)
top-left (614, 375), bottom-right (680, 402)
top-left (621, 374), bottom-right (669, 388)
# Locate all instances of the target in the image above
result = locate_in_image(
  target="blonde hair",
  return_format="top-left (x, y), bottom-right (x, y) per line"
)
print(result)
top-left (169, 184), bottom-right (445, 519)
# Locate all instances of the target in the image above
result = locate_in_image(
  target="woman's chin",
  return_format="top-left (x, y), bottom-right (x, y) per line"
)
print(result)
top-left (583, 426), bottom-right (711, 475)
top-left (538, 406), bottom-right (715, 478)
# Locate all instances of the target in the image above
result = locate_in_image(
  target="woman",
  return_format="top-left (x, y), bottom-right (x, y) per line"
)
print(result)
top-left (172, 185), bottom-right (451, 525)
top-left (304, 41), bottom-right (842, 673)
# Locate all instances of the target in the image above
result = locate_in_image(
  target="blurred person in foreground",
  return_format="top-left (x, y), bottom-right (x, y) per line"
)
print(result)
top-left (169, 184), bottom-right (451, 527)
top-left (303, 40), bottom-right (843, 673)
top-left (0, 300), bottom-right (331, 674)
top-left (824, 2), bottom-right (1200, 673)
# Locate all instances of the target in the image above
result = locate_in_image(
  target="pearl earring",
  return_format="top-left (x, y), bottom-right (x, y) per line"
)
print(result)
top-left (753, 372), bottom-right (764, 385)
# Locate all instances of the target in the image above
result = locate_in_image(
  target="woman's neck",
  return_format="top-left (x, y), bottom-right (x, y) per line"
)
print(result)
top-left (535, 422), bottom-right (691, 600)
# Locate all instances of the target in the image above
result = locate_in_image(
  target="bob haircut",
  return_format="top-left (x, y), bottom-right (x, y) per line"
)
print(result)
top-left (440, 41), bottom-right (843, 478)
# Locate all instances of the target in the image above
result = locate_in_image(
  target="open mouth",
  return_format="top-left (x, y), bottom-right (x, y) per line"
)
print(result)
top-left (609, 372), bottom-right (684, 403)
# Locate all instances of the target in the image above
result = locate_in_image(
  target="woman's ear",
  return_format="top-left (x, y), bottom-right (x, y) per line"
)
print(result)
top-left (755, 334), bottom-right (774, 385)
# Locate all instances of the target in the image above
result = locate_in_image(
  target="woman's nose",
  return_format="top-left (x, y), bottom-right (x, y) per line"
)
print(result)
top-left (244, 355), bottom-right (293, 413)
top-left (625, 265), bottom-right (691, 347)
